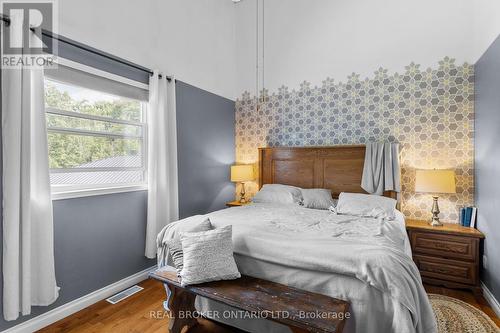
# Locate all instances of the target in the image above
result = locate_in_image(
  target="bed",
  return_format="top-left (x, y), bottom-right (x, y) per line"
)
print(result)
top-left (157, 146), bottom-right (437, 333)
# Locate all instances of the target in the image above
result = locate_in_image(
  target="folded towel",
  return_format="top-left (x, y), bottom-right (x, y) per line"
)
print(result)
top-left (361, 142), bottom-right (401, 195)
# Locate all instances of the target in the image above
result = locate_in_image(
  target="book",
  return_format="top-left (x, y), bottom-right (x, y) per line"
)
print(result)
top-left (460, 207), bottom-right (466, 226)
top-left (470, 207), bottom-right (477, 228)
top-left (464, 207), bottom-right (473, 227)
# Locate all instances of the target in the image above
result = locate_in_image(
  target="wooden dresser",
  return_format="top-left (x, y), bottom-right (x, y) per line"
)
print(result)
top-left (406, 219), bottom-right (484, 295)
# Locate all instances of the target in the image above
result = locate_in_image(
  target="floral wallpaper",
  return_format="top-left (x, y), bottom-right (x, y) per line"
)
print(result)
top-left (235, 57), bottom-right (474, 223)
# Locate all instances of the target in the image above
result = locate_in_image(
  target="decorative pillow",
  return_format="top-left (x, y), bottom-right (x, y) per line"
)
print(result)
top-left (166, 218), bottom-right (212, 276)
top-left (336, 192), bottom-right (397, 220)
top-left (301, 188), bottom-right (337, 210)
top-left (179, 225), bottom-right (241, 286)
top-left (252, 184), bottom-right (303, 205)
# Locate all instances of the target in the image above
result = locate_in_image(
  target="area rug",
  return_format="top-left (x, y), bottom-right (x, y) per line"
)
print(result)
top-left (428, 294), bottom-right (499, 333)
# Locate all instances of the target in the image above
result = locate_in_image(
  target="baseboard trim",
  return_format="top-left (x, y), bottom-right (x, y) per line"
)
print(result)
top-left (3, 266), bottom-right (157, 333)
top-left (482, 281), bottom-right (500, 318)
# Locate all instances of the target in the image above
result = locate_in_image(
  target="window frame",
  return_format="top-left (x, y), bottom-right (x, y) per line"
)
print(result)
top-left (46, 58), bottom-right (149, 200)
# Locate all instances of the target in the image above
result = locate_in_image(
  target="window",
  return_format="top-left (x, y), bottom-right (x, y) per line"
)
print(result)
top-left (44, 63), bottom-right (149, 198)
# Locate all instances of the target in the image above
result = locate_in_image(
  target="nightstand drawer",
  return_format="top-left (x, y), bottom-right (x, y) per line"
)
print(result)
top-left (413, 254), bottom-right (477, 285)
top-left (410, 231), bottom-right (476, 261)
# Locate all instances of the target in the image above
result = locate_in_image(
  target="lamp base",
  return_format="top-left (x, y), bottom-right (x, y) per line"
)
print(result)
top-left (429, 196), bottom-right (443, 227)
top-left (429, 219), bottom-right (443, 227)
top-left (239, 182), bottom-right (246, 203)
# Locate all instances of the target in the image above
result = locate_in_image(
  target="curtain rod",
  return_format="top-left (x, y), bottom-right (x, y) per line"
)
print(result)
top-left (0, 15), bottom-right (172, 81)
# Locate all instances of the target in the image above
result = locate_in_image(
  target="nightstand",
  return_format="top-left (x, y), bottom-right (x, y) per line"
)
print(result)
top-left (226, 201), bottom-right (251, 207)
top-left (406, 219), bottom-right (484, 295)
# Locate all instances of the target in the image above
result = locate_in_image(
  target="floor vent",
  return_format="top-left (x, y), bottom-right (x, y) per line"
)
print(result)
top-left (106, 285), bottom-right (144, 304)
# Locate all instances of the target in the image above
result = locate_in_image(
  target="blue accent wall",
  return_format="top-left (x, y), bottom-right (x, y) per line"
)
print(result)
top-left (176, 81), bottom-right (235, 218)
top-left (475, 34), bottom-right (500, 301)
top-left (0, 79), bottom-right (235, 330)
top-left (0, 192), bottom-right (154, 331)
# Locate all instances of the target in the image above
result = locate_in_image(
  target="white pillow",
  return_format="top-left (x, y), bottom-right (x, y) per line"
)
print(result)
top-left (179, 225), bottom-right (241, 287)
top-left (252, 184), bottom-right (303, 205)
top-left (336, 192), bottom-right (397, 220)
top-left (166, 218), bottom-right (212, 276)
top-left (301, 188), bottom-right (337, 210)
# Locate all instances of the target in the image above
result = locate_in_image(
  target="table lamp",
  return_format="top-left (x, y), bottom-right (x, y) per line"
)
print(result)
top-left (415, 169), bottom-right (456, 226)
top-left (231, 165), bottom-right (254, 203)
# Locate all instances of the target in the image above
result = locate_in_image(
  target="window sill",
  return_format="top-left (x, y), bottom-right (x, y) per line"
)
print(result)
top-left (51, 184), bottom-right (148, 200)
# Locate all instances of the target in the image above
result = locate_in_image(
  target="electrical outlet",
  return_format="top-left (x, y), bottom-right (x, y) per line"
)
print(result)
top-left (483, 255), bottom-right (488, 269)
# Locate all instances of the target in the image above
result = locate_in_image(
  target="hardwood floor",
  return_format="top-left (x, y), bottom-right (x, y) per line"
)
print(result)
top-left (38, 279), bottom-right (239, 333)
top-left (38, 279), bottom-right (500, 333)
top-left (38, 279), bottom-right (166, 333)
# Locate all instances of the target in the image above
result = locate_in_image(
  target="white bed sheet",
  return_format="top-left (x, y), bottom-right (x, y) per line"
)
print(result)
top-left (158, 203), bottom-right (435, 333)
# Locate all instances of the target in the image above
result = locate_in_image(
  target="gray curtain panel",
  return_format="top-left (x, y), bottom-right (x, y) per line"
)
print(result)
top-left (361, 142), bottom-right (401, 195)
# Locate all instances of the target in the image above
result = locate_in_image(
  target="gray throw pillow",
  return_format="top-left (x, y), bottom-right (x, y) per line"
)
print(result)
top-left (179, 225), bottom-right (241, 287)
top-left (166, 218), bottom-right (212, 276)
top-left (301, 188), bottom-right (337, 210)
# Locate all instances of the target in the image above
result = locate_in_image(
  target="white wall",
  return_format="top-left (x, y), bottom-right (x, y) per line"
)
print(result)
top-left (57, 0), bottom-right (500, 99)
top-left (473, 0), bottom-right (500, 61)
top-left (58, 0), bottom-right (237, 100)
top-left (235, 0), bottom-right (500, 96)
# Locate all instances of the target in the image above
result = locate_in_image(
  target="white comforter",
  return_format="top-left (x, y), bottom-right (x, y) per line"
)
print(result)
top-left (157, 203), bottom-right (437, 333)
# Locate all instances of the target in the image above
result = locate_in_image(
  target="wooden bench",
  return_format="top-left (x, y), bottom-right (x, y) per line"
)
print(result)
top-left (150, 267), bottom-right (350, 333)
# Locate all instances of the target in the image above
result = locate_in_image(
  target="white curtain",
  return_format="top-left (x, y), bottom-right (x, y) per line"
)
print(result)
top-left (145, 72), bottom-right (179, 258)
top-left (1, 13), bottom-right (59, 321)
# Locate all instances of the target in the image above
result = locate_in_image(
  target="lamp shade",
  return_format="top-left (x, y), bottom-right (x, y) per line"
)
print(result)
top-left (231, 165), bottom-right (254, 182)
top-left (415, 169), bottom-right (456, 194)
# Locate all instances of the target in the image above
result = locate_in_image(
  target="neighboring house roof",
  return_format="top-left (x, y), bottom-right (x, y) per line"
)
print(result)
top-left (76, 155), bottom-right (141, 168)
top-left (50, 155), bottom-right (143, 185)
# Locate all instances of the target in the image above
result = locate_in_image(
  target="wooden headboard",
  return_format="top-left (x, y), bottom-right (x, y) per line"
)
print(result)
top-left (258, 146), bottom-right (397, 200)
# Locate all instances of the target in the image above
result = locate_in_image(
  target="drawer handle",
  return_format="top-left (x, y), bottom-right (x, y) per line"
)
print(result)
top-left (431, 267), bottom-right (452, 274)
top-left (434, 243), bottom-right (460, 250)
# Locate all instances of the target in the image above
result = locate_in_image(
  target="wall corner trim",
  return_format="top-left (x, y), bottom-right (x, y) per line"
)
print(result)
top-left (482, 281), bottom-right (500, 318)
top-left (3, 266), bottom-right (157, 333)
